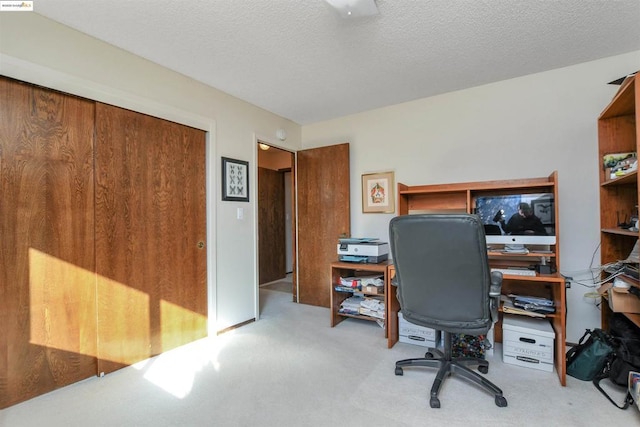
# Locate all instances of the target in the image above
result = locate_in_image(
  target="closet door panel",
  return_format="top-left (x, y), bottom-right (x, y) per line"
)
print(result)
top-left (94, 103), bottom-right (207, 374)
top-left (0, 77), bottom-right (97, 408)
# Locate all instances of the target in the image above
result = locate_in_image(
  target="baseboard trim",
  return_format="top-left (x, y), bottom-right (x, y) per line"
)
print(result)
top-left (217, 318), bottom-right (256, 335)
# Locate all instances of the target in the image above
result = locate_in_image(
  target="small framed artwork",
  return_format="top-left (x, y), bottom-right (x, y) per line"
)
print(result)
top-left (362, 171), bottom-right (395, 213)
top-left (222, 157), bottom-right (249, 202)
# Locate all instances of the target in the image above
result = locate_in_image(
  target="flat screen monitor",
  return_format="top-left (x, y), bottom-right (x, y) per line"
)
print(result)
top-left (475, 193), bottom-right (556, 249)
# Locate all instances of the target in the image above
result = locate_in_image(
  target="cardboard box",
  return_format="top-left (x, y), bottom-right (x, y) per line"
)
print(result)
top-left (597, 282), bottom-right (640, 314)
top-left (398, 312), bottom-right (440, 347)
top-left (502, 314), bottom-right (555, 372)
top-left (399, 335), bottom-right (438, 348)
top-left (364, 284), bottom-right (383, 294)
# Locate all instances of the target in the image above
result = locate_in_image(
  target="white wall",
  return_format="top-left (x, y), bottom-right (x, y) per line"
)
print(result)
top-left (302, 51), bottom-right (640, 343)
top-left (0, 13), bottom-right (302, 332)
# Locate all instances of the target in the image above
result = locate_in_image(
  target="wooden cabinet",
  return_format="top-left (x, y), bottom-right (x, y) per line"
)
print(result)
top-left (394, 173), bottom-right (567, 386)
top-left (598, 75), bottom-right (640, 330)
top-left (329, 261), bottom-right (392, 338)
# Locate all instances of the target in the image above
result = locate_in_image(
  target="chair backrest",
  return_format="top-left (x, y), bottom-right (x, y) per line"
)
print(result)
top-left (389, 213), bottom-right (492, 335)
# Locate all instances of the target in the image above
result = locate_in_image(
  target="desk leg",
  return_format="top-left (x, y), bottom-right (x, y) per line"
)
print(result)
top-left (386, 268), bottom-right (399, 348)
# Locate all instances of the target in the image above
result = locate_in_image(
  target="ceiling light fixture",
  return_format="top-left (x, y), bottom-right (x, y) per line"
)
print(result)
top-left (259, 143), bottom-right (270, 151)
top-left (324, 0), bottom-right (379, 19)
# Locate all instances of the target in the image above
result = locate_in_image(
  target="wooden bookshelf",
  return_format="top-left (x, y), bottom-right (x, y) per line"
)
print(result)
top-left (597, 74), bottom-right (640, 331)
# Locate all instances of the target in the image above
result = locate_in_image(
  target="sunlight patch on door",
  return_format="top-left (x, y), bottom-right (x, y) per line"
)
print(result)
top-left (29, 248), bottom-right (98, 357)
top-left (96, 275), bottom-right (150, 365)
top-left (159, 299), bottom-right (208, 352)
top-left (28, 248), bottom-right (218, 399)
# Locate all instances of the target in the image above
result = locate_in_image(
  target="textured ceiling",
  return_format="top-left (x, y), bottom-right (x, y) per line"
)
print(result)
top-left (35, 1), bottom-right (640, 125)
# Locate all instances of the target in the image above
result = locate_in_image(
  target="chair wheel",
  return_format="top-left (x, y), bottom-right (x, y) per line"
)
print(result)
top-left (425, 351), bottom-right (435, 359)
top-left (478, 365), bottom-right (488, 374)
top-left (395, 367), bottom-right (403, 376)
top-left (430, 397), bottom-right (441, 408)
top-left (495, 396), bottom-right (508, 407)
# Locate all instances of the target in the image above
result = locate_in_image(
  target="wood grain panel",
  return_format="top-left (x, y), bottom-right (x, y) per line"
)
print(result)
top-left (297, 143), bottom-right (350, 307)
top-left (258, 167), bottom-right (286, 284)
top-left (0, 77), bottom-right (97, 408)
top-left (94, 103), bottom-right (207, 374)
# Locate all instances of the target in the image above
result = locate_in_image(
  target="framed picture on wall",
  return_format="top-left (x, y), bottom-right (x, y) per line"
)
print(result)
top-left (362, 171), bottom-right (395, 213)
top-left (222, 157), bottom-right (249, 202)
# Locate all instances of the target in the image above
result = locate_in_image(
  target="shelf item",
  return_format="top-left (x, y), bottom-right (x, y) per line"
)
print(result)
top-left (597, 280), bottom-right (640, 314)
top-left (502, 315), bottom-right (555, 373)
top-left (398, 311), bottom-right (441, 348)
top-left (492, 267), bottom-right (536, 277)
top-left (598, 74), bottom-right (640, 331)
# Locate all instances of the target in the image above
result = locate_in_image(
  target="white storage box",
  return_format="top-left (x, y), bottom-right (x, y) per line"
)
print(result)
top-left (502, 314), bottom-right (555, 372)
top-left (398, 312), bottom-right (440, 348)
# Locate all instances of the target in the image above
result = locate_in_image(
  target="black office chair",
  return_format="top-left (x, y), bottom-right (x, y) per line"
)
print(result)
top-left (389, 213), bottom-right (507, 408)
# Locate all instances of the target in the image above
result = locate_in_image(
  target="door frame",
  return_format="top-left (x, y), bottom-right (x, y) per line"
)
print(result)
top-left (253, 134), bottom-right (297, 319)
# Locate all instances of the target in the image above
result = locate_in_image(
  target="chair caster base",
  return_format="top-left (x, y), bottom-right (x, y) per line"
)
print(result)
top-left (495, 396), bottom-right (508, 407)
top-left (430, 397), bottom-right (440, 408)
top-left (478, 365), bottom-right (488, 374)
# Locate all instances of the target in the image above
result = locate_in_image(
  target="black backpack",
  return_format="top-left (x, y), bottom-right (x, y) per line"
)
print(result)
top-left (592, 314), bottom-right (640, 410)
top-left (566, 328), bottom-right (615, 381)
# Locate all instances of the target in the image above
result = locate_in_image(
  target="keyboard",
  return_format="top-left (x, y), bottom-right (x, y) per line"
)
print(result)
top-left (491, 268), bottom-right (536, 277)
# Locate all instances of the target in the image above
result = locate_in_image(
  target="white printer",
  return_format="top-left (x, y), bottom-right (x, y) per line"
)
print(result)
top-left (337, 238), bottom-right (389, 263)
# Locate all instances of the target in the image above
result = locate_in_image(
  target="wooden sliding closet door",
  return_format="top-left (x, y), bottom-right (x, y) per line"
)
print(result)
top-left (94, 103), bottom-right (207, 374)
top-left (0, 77), bottom-right (97, 408)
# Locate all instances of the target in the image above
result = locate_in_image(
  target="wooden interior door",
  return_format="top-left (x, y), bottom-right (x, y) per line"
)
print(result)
top-left (0, 77), bottom-right (97, 408)
top-left (258, 167), bottom-right (286, 284)
top-left (94, 103), bottom-right (207, 374)
top-left (296, 143), bottom-right (350, 307)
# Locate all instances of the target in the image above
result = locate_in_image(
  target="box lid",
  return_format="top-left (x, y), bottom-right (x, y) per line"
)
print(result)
top-left (502, 314), bottom-right (555, 338)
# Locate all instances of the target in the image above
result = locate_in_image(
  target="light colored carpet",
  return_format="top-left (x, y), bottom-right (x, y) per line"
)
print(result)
top-left (2, 289), bottom-right (640, 426)
top-left (260, 280), bottom-right (292, 293)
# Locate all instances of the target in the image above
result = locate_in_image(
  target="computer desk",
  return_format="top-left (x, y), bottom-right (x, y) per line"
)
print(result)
top-left (386, 262), bottom-right (567, 386)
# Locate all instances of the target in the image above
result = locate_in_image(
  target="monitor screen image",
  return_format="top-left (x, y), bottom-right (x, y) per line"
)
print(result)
top-left (475, 193), bottom-right (556, 247)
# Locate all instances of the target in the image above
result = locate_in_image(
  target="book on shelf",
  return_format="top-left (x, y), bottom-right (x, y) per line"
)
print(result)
top-left (339, 275), bottom-right (384, 289)
top-left (507, 294), bottom-right (556, 314)
top-left (501, 296), bottom-right (546, 318)
top-left (338, 295), bottom-right (385, 320)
